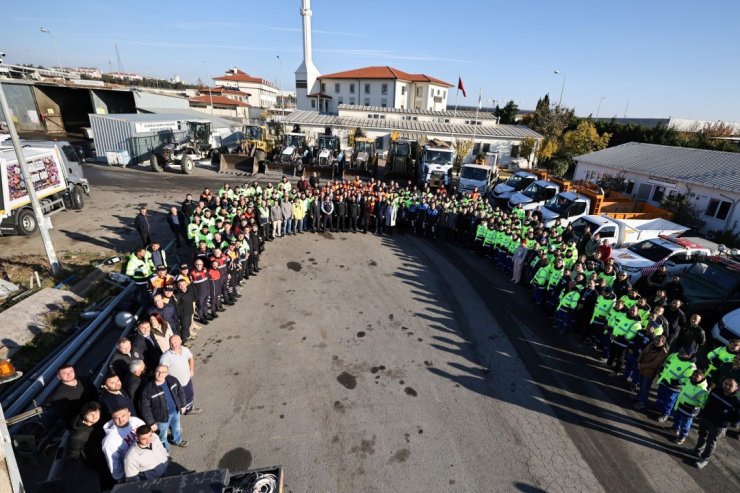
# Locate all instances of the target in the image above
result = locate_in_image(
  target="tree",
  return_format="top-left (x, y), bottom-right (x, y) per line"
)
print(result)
top-left (495, 100), bottom-right (519, 124)
top-left (559, 121), bottom-right (611, 160)
top-left (520, 137), bottom-right (536, 160)
top-left (701, 121), bottom-right (736, 138)
top-left (661, 191), bottom-right (702, 229)
top-left (538, 139), bottom-right (559, 161)
top-left (526, 94), bottom-right (575, 155)
top-left (453, 139), bottom-right (473, 169)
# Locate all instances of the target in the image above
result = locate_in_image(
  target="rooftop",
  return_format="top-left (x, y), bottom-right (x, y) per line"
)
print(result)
top-left (189, 95), bottom-right (248, 107)
top-left (339, 104), bottom-right (498, 120)
top-left (213, 68), bottom-right (274, 87)
top-left (575, 142), bottom-right (740, 193)
top-left (318, 66), bottom-right (452, 87)
top-left (285, 110), bottom-right (542, 140)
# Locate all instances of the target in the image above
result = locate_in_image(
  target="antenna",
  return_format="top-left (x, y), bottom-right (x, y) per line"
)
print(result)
top-left (115, 43), bottom-right (124, 74)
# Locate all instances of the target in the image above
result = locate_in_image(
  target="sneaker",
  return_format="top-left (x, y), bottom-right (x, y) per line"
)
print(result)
top-left (675, 437), bottom-right (686, 445)
top-left (174, 440), bottom-right (189, 448)
top-left (657, 415), bottom-right (669, 423)
top-left (695, 458), bottom-right (709, 469)
top-left (185, 407), bottom-right (203, 415)
top-left (633, 402), bottom-right (646, 410)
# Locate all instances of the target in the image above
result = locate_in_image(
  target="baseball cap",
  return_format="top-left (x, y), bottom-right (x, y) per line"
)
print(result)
top-left (156, 265), bottom-right (167, 271)
top-left (179, 263), bottom-right (189, 270)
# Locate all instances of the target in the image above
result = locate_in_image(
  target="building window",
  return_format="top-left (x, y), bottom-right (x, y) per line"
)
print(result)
top-left (321, 83), bottom-right (326, 92)
top-left (335, 83), bottom-right (340, 93)
top-left (350, 83), bottom-right (355, 94)
top-left (364, 83), bottom-right (370, 94)
top-left (381, 83), bottom-right (388, 95)
top-left (625, 180), bottom-right (635, 194)
top-left (349, 97), bottom-right (355, 105)
top-left (652, 186), bottom-right (666, 203)
top-left (705, 199), bottom-right (732, 221)
top-left (338, 97), bottom-right (343, 105)
top-left (364, 98), bottom-right (370, 106)
top-left (416, 87), bottom-right (422, 97)
top-left (381, 98), bottom-right (387, 108)
top-left (401, 86), bottom-right (406, 95)
top-left (311, 99), bottom-right (316, 108)
top-left (510, 145), bottom-right (520, 158)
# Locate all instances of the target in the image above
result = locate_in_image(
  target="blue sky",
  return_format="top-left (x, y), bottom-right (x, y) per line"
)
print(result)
top-left (2, 0), bottom-right (739, 121)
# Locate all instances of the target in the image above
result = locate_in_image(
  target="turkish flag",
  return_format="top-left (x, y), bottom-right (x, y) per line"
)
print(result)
top-left (457, 77), bottom-right (466, 97)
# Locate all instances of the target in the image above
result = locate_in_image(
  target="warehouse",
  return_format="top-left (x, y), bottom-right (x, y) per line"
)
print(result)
top-left (573, 142), bottom-right (740, 234)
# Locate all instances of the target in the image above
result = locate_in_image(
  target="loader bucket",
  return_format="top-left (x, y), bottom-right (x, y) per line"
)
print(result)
top-left (219, 153), bottom-right (257, 175)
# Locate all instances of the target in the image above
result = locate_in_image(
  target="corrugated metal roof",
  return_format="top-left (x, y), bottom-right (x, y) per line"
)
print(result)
top-left (575, 142), bottom-right (740, 193)
top-left (338, 104), bottom-right (497, 120)
top-left (286, 110), bottom-right (542, 140)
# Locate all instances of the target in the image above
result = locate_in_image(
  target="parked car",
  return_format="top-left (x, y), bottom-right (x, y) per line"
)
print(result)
top-left (712, 308), bottom-right (740, 345)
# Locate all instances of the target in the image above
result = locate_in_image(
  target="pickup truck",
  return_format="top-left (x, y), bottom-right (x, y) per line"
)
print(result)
top-left (570, 215), bottom-right (689, 247)
top-left (611, 235), bottom-right (719, 284)
top-left (491, 171), bottom-right (537, 205)
top-left (507, 179), bottom-right (559, 211)
top-left (458, 163), bottom-right (498, 195)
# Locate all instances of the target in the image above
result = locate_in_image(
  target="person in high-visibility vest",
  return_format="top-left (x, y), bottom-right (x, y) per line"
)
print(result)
top-left (530, 259), bottom-right (551, 306)
top-left (602, 299), bottom-right (627, 360)
top-left (705, 339), bottom-right (740, 377)
top-left (656, 345), bottom-right (698, 423)
top-left (671, 369), bottom-right (709, 445)
top-left (555, 281), bottom-right (581, 333)
top-left (607, 304), bottom-right (642, 375)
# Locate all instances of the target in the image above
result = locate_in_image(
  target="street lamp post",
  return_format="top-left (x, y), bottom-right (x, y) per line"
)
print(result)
top-left (201, 61), bottom-right (214, 117)
top-left (39, 27), bottom-right (62, 75)
top-left (553, 70), bottom-right (567, 107)
top-left (277, 55), bottom-right (284, 121)
top-left (596, 96), bottom-right (606, 118)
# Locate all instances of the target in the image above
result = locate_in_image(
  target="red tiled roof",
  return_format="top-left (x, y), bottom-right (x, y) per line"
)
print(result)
top-left (199, 87), bottom-right (251, 96)
top-left (189, 95), bottom-right (248, 107)
top-left (318, 66), bottom-right (452, 87)
top-left (213, 70), bottom-right (274, 86)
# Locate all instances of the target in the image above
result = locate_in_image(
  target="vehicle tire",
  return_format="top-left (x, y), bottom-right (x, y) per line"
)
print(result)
top-left (16, 208), bottom-right (37, 236)
top-left (181, 156), bottom-right (194, 175)
top-left (150, 154), bottom-right (164, 173)
top-left (70, 185), bottom-right (86, 209)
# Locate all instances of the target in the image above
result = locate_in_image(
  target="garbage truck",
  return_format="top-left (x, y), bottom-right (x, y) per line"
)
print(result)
top-left (0, 141), bottom-right (90, 235)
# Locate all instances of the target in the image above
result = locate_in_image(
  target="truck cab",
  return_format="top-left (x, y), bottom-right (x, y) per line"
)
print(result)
top-left (507, 179), bottom-right (559, 211)
top-left (459, 164), bottom-right (498, 195)
top-left (612, 235), bottom-right (718, 284)
top-left (419, 144), bottom-right (456, 187)
top-left (540, 191), bottom-right (590, 228)
top-left (491, 171), bottom-right (536, 205)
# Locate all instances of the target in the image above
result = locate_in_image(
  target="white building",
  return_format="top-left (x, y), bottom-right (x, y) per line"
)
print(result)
top-left (213, 68), bottom-right (278, 109)
top-left (77, 67), bottom-right (102, 79)
top-left (308, 66), bottom-right (452, 114)
top-left (285, 105), bottom-right (542, 168)
top-left (293, 0), bottom-right (451, 115)
top-left (574, 142), bottom-right (740, 234)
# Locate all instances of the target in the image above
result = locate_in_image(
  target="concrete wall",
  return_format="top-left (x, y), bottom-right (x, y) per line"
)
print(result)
top-left (574, 161), bottom-right (740, 234)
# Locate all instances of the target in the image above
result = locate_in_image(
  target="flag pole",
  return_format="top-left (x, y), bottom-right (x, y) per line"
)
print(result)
top-left (471, 88), bottom-right (482, 154)
top-left (450, 85), bottom-right (460, 145)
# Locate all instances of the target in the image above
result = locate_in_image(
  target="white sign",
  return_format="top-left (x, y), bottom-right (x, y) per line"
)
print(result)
top-left (134, 121), bottom-right (179, 134)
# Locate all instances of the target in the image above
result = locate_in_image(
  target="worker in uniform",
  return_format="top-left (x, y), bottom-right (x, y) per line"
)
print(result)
top-left (189, 260), bottom-right (211, 324)
top-left (530, 258), bottom-right (551, 306)
top-left (209, 248), bottom-right (233, 307)
top-left (706, 339), bottom-right (740, 377)
top-left (126, 247), bottom-right (153, 307)
top-left (146, 241), bottom-right (167, 272)
top-left (655, 345), bottom-right (698, 423)
top-left (225, 241), bottom-right (242, 299)
top-left (554, 280), bottom-right (581, 333)
top-left (149, 265), bottom-right (174, 295)
top-left (607, 304), bottom-right (642, 375)
top-left (186, 215), bottom-right (203, 245)
top-left (670, 369), bottom-right (709, 445)
top-left (545, 258), bottom-right (566, 313)
top-left (602, 299), bottom-right (627, 360)
top-left (249, 225), bottom-right (262, 274)
top-left (692, 377), bottom-right (740, 469)
top-left (196, 225), bottom-right (214, 249)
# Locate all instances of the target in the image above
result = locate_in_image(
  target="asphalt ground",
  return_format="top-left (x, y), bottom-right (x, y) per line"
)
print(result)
top-left (6, 164), bottom-right (740, 492)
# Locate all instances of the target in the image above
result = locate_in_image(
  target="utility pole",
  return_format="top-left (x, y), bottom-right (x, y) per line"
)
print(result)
top-left (0, 82), bottom-right (62, 274)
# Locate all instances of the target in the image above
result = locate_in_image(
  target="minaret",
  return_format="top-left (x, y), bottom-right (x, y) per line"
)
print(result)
top-left (295, 0), bottom-right (321, 111)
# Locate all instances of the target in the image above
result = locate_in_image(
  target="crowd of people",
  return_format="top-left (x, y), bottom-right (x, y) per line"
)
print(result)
top-left (51, 171), bottom-right (738, 488)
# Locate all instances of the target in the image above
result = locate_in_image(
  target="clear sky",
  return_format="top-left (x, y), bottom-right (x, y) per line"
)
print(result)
top-left (2, 0), bottom-right (739, 121)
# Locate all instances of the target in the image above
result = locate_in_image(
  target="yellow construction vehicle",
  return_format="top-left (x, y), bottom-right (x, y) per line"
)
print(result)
top-left (384, 131), bottom-right (419, 183)
top-left (345, 128), bottom-right (378, 178)
top-left (219, 124), bottom-right (277, 174)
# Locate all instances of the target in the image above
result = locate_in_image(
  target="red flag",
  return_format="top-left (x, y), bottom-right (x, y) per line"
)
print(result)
top-left (457, 77), bottom-right (466, 97)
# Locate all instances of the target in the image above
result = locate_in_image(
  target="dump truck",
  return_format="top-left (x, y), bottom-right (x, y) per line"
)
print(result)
top-left (0, 142), bottom-right (90, 235)
top-left (570, 215), bottom-right (689, 248)
top-left (459, 152), bottom-right (499, 195)
top-left (419, 139), bottom-right (456, 188)
top-left (384, 136), bottom-right (419, 184)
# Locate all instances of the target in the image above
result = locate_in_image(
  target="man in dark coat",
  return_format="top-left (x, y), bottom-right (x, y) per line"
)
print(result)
top-left (134, 207), bottom-right (152, 247)
top-left (166, 206), bottom-right (188, 247)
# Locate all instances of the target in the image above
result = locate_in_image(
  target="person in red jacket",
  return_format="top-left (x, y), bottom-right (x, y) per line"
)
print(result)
top-left (597, 238), bottom-right (612, 261)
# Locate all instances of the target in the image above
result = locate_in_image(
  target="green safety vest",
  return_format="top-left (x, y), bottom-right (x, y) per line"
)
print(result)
top-left (476, 223), bottom-right (487, 240)
top-left (125, 254), bottom-right (152, 282)
top-left (673, 380), bottom-right (709, 412)
top-left (563, 255), bottom-right (576, 271)
top-left (483, 228), bottom-right (496, 246)
top-left (607, 308), bottom-right (627, 332)
top-left (197, 231), bottom-right (214, 248)
top-left (612, 315), bottom-right (641, 340)
top-left (532, 265), bottom-right (551, 286)
top-left (706, 346), bottom-right (738, 375)
top-left (620, 295), bottom-right (639, 309)
top-left (187, 222), bottom-right (201, 240)
top-left (598, 271), bottom-right (616, 287)
top-left (547, 267), bottom-right (565, 290)
top-left (657, 354), bottom-right (696, 387)
top-left (557, 290), bottom-right (581, 311)
top-left (591, 296), bottom-right (616, 323)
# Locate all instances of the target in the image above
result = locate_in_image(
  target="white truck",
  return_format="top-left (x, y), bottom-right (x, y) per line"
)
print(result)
top-left (0, 141), bottom-right (89, 235)
top-left (458, 154), bottom-right (499, 195)
top-left (611, 235), bottom-right (719, 284)
top-left (507, 179), bottom-right (559, 211)
top-left (570, 215), bottom-right (689, 247)
top-left (491, 170), bottom-right (537, 205)
top-left (419, 142), bottom-right (456, 188)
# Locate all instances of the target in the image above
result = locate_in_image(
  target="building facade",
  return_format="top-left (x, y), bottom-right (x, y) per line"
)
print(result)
top-left (574, 142), bottom-right (740, 234)
top-left (213, 68), bottom-right (278, 108)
